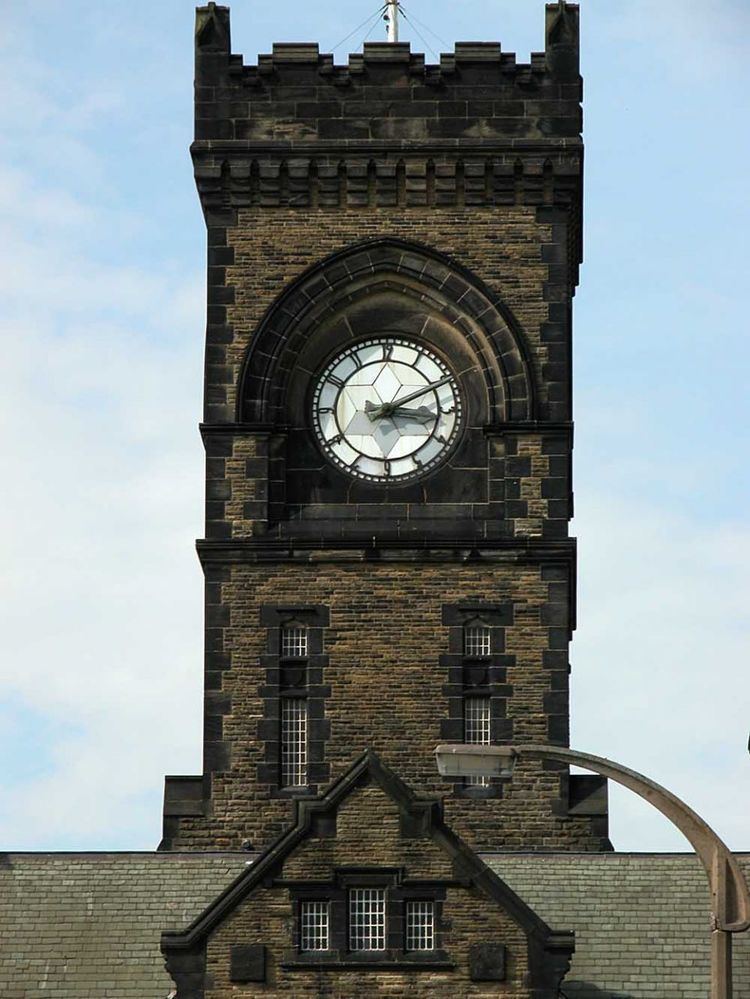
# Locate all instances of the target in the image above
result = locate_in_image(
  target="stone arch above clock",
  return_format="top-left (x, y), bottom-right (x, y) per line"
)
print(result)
top-left (228, 238), bottom-right (558, 532)
top-left (238, 238), bottom-right (537, 427)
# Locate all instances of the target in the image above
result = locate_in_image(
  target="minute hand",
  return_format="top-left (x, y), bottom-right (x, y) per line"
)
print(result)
top-left (366, 376), bottom-right (452, 420)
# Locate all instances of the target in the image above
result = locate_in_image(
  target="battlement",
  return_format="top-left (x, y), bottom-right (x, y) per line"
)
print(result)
top-left (241, 41), bottom-right (551, 86)
top-left (194, 3), bottom-right (581, 147)
top-left (192, 0), bottom-right (582, 281)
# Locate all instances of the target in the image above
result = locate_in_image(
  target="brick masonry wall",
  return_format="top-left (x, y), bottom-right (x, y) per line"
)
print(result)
top-left (203, 782), bottom-right (532, 997)
top-left (169, 558), bottom-right (606, 854)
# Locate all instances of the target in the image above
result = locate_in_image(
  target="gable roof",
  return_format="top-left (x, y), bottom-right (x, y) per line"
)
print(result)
top-left (0, 851), bottom-right (247, 999)
top-left (487, 852), bottom-right (750, 998)
top-left (1, 851), bottom-right (748, 996)
top-left (161, 749), bottom-right (571, 955)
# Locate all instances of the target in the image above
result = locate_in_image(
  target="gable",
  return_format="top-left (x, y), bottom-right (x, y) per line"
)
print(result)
top-left (283, 781), bottom-right (454, 882)
top-left (162, 752), bottom-right (574, 997)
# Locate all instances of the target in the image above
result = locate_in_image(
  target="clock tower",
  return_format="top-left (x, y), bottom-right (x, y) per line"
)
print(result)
top-left (161, 4), bottom-right (608, 994)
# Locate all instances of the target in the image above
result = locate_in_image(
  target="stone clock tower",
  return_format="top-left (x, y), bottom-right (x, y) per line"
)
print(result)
top-left (161, 4), bottom-right (609, 995)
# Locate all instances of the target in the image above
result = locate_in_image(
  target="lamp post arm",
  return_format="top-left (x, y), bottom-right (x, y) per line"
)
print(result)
top-left (515, 744), bottom-right (750, 933)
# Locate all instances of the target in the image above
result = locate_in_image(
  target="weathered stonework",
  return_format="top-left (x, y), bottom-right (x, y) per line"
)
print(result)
top-left (203, 782), bottom-right (534, 996)
top-left (162, 556), bottom-right (608, 854)
top-left (163, 754), bottom-right (574, 998)
top-left (159, 2), bottom-right (606, 860)
top-left (159, 4), bottom-right (607, 993)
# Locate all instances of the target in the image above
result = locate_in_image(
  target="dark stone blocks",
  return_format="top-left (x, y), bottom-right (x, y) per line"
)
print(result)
top-left (469, 942), bottom-right (506, 981)
top-left (230, 944), bottom-right (266, 983)
top-left (204, 741), bottom-right (231, 773)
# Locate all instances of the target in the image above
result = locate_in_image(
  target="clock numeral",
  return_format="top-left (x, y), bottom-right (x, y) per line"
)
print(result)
top-left (328, 433), bottom-right (344, 446)
top-left (384, 460), bottom-right (392, 477)
top-left (413, 455), bottom-right (423, 469)
top-left (328, 375), bottom-right (344, 388)
top-left (382, 344), bottom-right (393, 361)
top-left (440, 405), bottom-right (455, 415)
top-left (437, 434), bottom-right (447, 444)
top-left (318, 407), bottom-right (334, 414)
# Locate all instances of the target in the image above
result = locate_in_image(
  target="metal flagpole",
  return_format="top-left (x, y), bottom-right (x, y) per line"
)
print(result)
top-left (385, 0), bottom-right (399, 42)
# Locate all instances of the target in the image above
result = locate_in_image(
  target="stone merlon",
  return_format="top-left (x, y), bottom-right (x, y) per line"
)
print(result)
top-left (193, 2), bottom-right (582, 148)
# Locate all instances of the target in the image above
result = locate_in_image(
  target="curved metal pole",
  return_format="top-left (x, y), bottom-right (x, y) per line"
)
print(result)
top-left (513, 745), bottom-right (750, 934)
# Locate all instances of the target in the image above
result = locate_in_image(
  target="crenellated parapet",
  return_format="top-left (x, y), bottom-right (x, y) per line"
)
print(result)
top-left (193, 3), bottom-right (582, 274)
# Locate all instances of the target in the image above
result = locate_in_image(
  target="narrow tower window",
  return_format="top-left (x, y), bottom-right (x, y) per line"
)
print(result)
top-left (281, 697), bottom-right (308, 787)
top-left (464, 620), bottom-right (491, 657)
top-left (349, 888), bottom-right (386, 951)
top-left (464, 696), bottom-right (491, 787)
top-left (300, 901), bottom-right (330, 952)
top-left (405, 901), bottom-right (435, 951)
top-left (281, 622), bottom-right (308, 658)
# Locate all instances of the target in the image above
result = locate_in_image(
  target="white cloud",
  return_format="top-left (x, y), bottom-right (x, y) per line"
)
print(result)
top-left (0, 110), bottom-right (205, 850)
top-left (572, 489), bottom-right (750, 851)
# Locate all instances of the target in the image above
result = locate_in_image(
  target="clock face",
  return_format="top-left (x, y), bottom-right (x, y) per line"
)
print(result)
top-left (312, 337), bottom-right (462, 482)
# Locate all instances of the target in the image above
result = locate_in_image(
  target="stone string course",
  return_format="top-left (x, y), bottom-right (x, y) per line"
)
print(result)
top-left (2, 852), bottom-right (747, 997)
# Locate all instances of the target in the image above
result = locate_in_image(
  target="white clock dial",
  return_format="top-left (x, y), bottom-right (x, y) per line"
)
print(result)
top-left (312, 337), bottom-right (462, 482)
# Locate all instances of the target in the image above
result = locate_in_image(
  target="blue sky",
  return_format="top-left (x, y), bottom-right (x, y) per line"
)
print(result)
top-left (0, 0), bottom-right (748, 852)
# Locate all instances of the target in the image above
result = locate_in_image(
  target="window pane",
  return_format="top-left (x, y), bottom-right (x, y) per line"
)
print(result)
top-left (281, 698), bottom-right (307, 787)
top-left (464, 623), bottom-right (491, 657)
top-left (349, 888), bottom-right (386, 951)
top-left (405, 901), bottom-right (434, 951)
top-left (281, 624), bottom-right (308, 658)
top-left (464, 696), bottom-right (491, 787)
top-left (300, 901), bottom-right (329, 951)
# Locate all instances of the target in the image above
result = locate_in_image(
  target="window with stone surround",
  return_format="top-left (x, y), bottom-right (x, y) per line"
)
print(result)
top-left (281, 697), bottom-right (307, 787)
top-left (300, 900), bottom-right (330, 952)
top-left (349, 888), bottom-right (386, 951)
top-left (286, 872), bottom-right (450, 969)
top-left (281, 622), bottom-right (308, 658)
top-left (464, 620), bottom-right (491, 657)
top-left (258, 605), bottom-right (331, 795)
top-left (441, 603), bottom-right (515, 799)
top-left (464, 696), bottom-right (491, 788)
top-left (405, 901), bottom-right (435, 951)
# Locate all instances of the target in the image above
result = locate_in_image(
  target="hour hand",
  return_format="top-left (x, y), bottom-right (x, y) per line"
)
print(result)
top-left (390, 405), bottom-right (435, 423)
top-left (365, 399), bottom-right (391, 421)
top-left (365, 401), bottom-right (436, 423)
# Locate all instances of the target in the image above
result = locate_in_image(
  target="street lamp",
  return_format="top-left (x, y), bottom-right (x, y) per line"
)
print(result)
top-left (434, 743), bottom-right (750, 999)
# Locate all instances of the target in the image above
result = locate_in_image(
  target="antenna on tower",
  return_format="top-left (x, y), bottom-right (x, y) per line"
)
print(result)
top-left (384, 0), bottom-right (399, 42)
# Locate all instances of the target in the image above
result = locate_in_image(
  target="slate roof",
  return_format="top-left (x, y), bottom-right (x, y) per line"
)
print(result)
top-left (0, 852), bottom-right (248, 999)
top-left (1, 850), bottom-right (748, 998)
top-left (487, 853), bottom-right (750, 999)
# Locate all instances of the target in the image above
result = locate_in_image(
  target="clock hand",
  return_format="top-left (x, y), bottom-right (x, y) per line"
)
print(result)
top-left (365, 376), bottom-right (452, 421)
top-left (388, 375), bottom-right (452, 410)
top-left (390, 405), bottom-right (435, 423)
